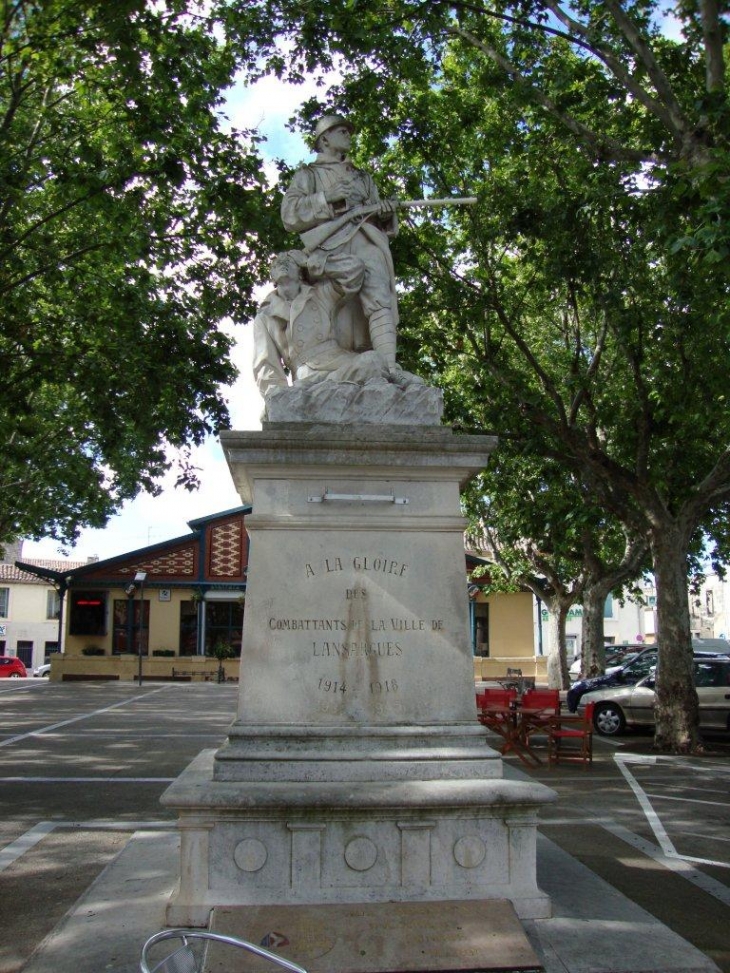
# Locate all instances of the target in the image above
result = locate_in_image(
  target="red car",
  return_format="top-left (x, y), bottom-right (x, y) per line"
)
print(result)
top-left (0, 656), bottom-right (27, 678)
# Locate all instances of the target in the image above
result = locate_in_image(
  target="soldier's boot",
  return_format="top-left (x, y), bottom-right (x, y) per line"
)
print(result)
top-left (368, 309), bottom-right (397, 367)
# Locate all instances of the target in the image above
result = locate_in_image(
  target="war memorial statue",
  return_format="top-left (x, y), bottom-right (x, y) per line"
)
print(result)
top-left (253, 114), bottom-right (475, 424)
top-left (161, 114), bottom-right (555, 954)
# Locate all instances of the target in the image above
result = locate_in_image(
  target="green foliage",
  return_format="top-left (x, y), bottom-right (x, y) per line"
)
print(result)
top-left (227, 0), bottom-right (730, 735)
top-left (1, 1), bottom-right (280, 546)
top-left (209, 639), bottom-right (235, 661)
top-left (237, 0), bottom-right (730, 537)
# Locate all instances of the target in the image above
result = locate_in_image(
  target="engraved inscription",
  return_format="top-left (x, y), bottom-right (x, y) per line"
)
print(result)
top-left (304, 555), bottom-right (408, 579)
top-left (287, 555), bottom-right (445, 707)
top-left (318, 677), bottom-right (347, 693)
top-left (312, 641), bottom-right (402, 657)
top-left (370, 679), bottom-right (398, 694)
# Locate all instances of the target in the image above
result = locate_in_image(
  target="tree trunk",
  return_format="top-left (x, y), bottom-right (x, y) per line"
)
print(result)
top-left (545, 599), bottom-right (571, 689)
top-left (581, 582), bottom-right (609, 678)
top-left (651, 524), bottom-right (701, 753)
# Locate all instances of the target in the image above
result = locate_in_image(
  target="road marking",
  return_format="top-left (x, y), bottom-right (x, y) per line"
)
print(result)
top-left (0, 777), bottom-right (176, 783)
top-left (645, 792), bottom-right (730, 808)
top-left (0, 686), bottom-right (171, 748)
top-left (0, 820), bottom-right (174, 870)
top-left (604, 821), bottom-right (730, 902)
top-left (0, 822), bottom-right (58, 872)
top-left (614, 753), bottom-right (675, 856)
top-left (678, 830), bottom-right (730, 844)
top-left (614, 753), bottom-right (730, 872)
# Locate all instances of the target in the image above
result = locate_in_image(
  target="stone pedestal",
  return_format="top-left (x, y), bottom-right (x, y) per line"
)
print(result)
top-left (162, 422), bottom-right (555, 927)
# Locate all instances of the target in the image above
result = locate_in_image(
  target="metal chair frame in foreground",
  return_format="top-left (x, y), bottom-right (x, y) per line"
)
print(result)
top-left (140, 929), bottom-right (309, 973)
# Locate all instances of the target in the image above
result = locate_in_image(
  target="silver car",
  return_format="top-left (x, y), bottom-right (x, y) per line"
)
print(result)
top-left (581, 657), bottom-right (730, 736)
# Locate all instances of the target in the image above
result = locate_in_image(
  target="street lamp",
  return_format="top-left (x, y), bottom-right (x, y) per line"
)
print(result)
top-left (135, 571), bottom-right (147, 686)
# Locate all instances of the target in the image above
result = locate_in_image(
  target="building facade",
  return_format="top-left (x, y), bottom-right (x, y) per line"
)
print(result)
top-left (1, 539), bottom-right (85, 671)
top-left (14, 513), bottom-right (543, 682)
top-left (20, 507), bottom-right (250, 681)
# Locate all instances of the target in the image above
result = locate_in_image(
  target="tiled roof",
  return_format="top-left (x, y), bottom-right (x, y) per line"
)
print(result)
top-left (0, 559), bottom-right (85, 584)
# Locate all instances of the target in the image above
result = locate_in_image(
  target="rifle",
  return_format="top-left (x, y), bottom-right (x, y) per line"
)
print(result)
top-left (300, 196), bottom-right (477, 252)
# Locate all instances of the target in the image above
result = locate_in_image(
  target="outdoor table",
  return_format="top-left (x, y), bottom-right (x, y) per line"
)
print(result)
top-left (478, 703), bottom-right (542, 768)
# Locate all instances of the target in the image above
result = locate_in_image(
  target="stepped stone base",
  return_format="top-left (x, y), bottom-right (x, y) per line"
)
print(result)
top-left (162, 421), bottom-right (555, 931)
top-left (163, 751), bottom-right (553, 927)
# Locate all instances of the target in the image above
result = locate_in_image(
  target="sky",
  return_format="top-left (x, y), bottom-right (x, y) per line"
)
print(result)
top-left (21, 70), bottom-right (320, 565)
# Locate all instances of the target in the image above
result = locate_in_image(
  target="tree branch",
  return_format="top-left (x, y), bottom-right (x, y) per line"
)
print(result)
top-left (446, 23), bottom-right (651, 163)
top-left (603, 0), bottom-right (691, 140)
top-left (699, 0), bottom-right (726, 93)
top-left (543, 0), bottom-right (687, 138)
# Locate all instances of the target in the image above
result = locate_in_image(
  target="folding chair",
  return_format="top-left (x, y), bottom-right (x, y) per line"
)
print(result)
top-left (547, 702), bottom-right (595, 769)
top-left (140, 929), bottom-right (308, 973)
top-left (519, 689), bottom-right (561, 749)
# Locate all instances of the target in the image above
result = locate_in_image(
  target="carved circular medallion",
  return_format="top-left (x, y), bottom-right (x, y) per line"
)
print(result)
top-left (234, 838), bottom-right (268, 872)
top-left (453, 836), bottom-right (486, 868)
top-left (344, 836), bottom-right (378, 871)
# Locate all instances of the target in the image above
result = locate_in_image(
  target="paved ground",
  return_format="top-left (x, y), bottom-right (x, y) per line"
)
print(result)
top-left (505, 725), bottom-right (730, 972)
top-left (1, 679), bottom-right (728, 973)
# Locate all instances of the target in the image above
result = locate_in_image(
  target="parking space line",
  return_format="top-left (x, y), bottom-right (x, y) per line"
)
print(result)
top-left (646, 792), bottom-right (730, 809)
top-left (614, 753), bottom-right (675, 857)
top-left (0, 776), bottom-right (176, 783)
top-left (0, 822), bottom-right (57, 872)
top-left (0, 686), bottom-right (171, 748)
top-left (615, 753), bottom-right (730, 872)
top-left (0, 819), bottom-right (174, 871)
top-left (604, 821), bottom-right (730, 904)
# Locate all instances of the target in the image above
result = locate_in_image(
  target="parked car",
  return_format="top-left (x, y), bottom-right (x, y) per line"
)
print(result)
top-left (33, 663), bottom-right (51, 677)
top-left (567, 641), bottom-right (727, 712)
top-left (0, 656), bottom-right (28, 678)
top-left (567, 647), bottom-right (659, 711)
top-left (691, 637), bottom-right (730, 654)
top-left (580, 657), bottom-right (730, 735)
top-left (569, 644), bottom-right (644, 679)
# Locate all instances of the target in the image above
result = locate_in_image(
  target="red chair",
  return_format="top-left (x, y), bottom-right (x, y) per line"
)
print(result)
top-left (521, 689), bottom-right (560, 711)
top-left (547, 702), bottom-right (595, 769)
top-left (477, 688), bottom-right (516, 708)
top-left (519, 689), bottom-right (561, 750)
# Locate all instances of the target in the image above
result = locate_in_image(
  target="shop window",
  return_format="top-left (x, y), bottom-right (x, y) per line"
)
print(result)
top-left (69, 591), bottom-right (107, 636)
top-left (44, 642), bottom-right (60, 660)
top-left (473, 602), bottom-right (489, 656)
top-left (205, 601), bottom-right (244, 657)
top-left (179, 602), bottom-right (198, 656)
top-left (16, 641), bottom-right (33, 666)
top-left (46, 589), bottom-right (61, 619)
top-left (112, 599), bottom-right (149, 654)
top-left (0, 587), bottom-right (8, 618)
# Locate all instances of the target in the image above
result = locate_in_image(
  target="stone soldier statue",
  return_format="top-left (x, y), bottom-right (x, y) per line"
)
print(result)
top-left (252, 250), bottom-right (395, 400)
top-left (281, 114), bottom-right (400, 370)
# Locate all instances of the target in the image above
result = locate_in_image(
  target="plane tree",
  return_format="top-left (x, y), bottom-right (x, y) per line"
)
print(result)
top-left (225, 0), bottom-right (730, 751)
top-left (1, 1), bottom-right (280, 547)
top-left (464, 429), bottom-right (650, 686)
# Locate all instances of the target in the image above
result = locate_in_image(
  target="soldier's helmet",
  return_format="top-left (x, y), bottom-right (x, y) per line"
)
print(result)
top-left (312, 114), bottom-right (353, 148)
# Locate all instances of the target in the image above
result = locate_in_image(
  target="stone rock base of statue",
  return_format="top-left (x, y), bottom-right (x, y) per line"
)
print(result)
top-left (264, 380), bottom-right (444, 426)
top-left (162, 420), bottom-right (555, 930)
